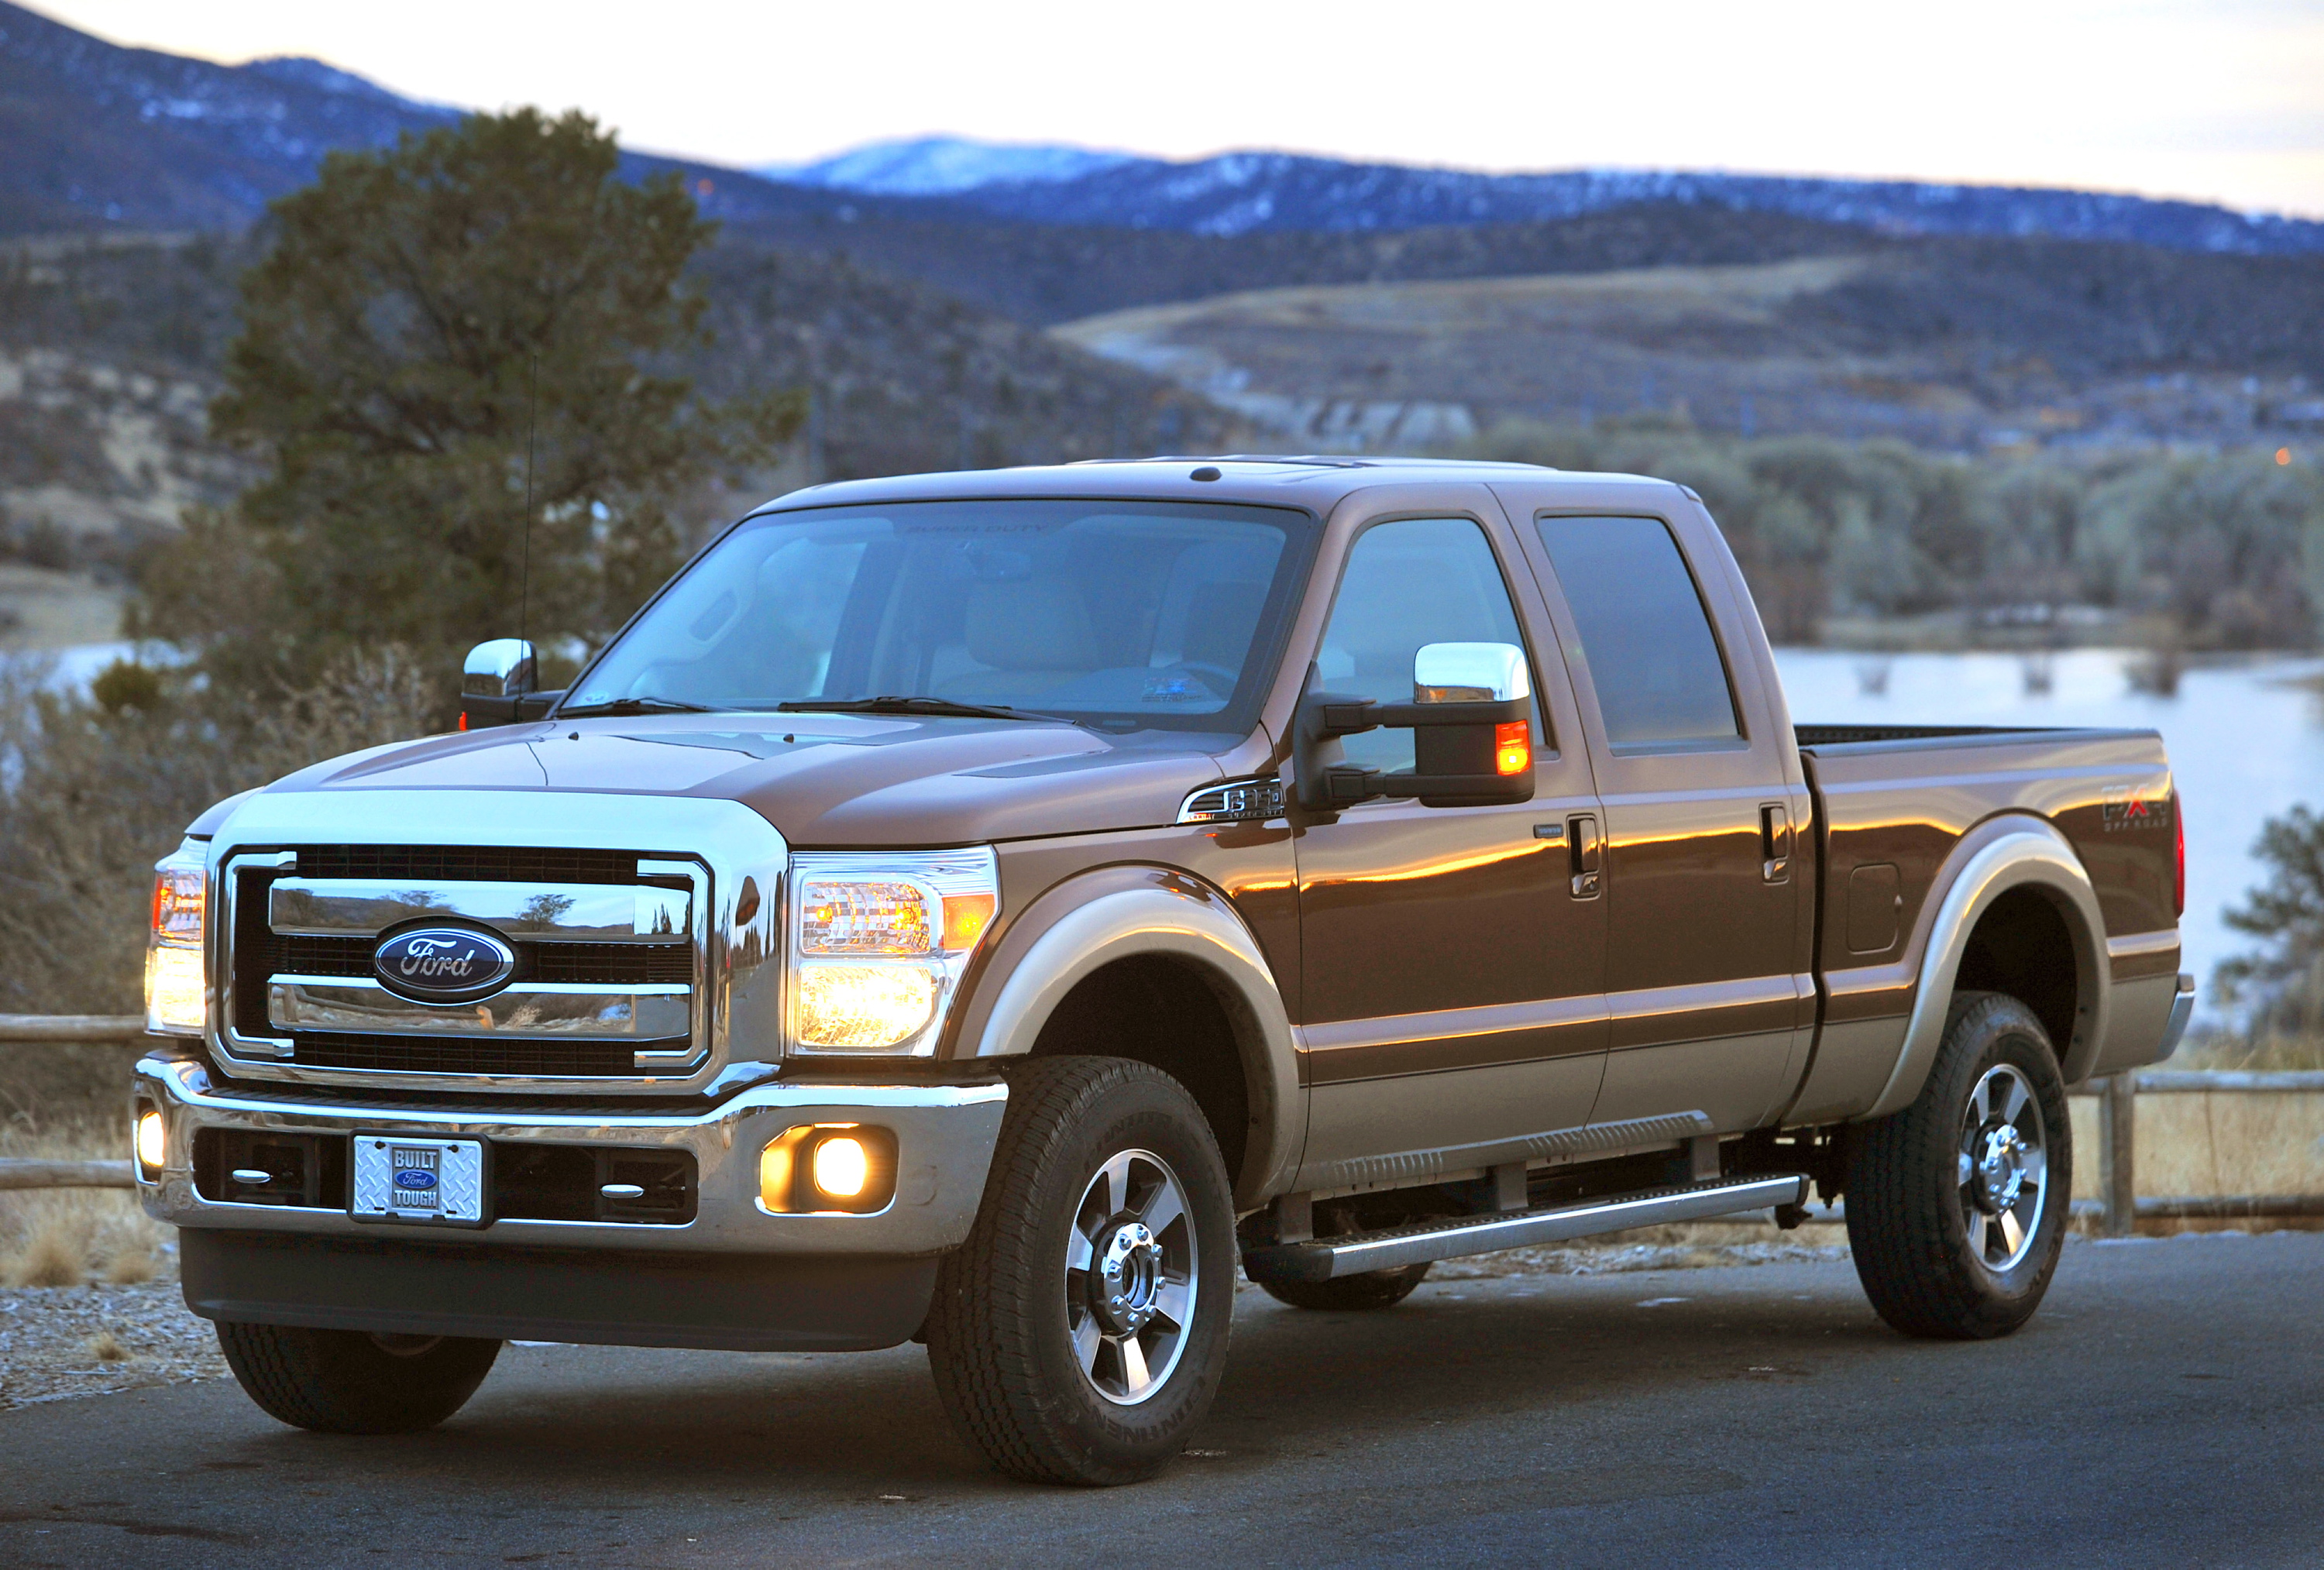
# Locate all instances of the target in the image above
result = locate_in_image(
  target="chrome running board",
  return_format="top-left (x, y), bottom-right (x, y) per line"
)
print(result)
top-left (1239, 1173), bottom-right (1810, 1283)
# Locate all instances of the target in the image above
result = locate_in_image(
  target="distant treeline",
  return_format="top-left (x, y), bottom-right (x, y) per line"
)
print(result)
top-left (1469, 418), bottom-right (2324, 648)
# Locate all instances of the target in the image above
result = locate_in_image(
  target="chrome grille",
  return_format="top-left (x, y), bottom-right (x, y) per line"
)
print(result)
top-left (221, 847), bottom-right (707, 1084)
top-left (289, 845), bottom-right (643, 885)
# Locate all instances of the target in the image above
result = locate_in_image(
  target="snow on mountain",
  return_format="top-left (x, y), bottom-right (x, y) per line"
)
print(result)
top-left (786, 139), bottom-right (2324, 258)
top-left (765, 136), bottom-right (1134, 195)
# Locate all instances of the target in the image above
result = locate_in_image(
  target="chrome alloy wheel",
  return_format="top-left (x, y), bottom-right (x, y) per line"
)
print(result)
top-left (1957, 1063), bottom-right (2049, 1273)
top-left (1065, 1148), bottom-right (1198, 1406)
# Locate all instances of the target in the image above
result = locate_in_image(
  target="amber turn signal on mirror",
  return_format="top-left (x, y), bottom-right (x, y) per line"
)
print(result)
top-left (1494, 720), bottom-right (1531, 776)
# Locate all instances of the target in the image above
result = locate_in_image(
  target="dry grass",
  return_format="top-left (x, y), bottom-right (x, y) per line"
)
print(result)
top-left (0, 1113), bottom-right (168, 1290)
top-left (83, 1328), bottom-right (129, 1362)
top-left (2068, 1091), bottom-right (2324, 1204)
top-left (2172, 1029), bottom-right (2324, 1073)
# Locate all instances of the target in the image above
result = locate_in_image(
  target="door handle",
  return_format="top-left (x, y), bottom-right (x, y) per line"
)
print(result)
top-left (1760, 803), bottom-right (1792, 885)
top-left (1567, 813), bottom-right (1601, 899)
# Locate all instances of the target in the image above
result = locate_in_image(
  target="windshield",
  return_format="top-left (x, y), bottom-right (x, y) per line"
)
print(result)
top-left (566, 498), bottom-right (1314, 731)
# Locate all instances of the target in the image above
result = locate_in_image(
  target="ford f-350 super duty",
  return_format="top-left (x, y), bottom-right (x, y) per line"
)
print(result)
top-left (133, 457), bottom-right (2192, 1484)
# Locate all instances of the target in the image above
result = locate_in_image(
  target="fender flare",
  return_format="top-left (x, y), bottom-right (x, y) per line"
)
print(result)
top-left (955, 866), bottom-right (1301, 1209)
top-left (1862, 816), bottom-right (2109, 1118)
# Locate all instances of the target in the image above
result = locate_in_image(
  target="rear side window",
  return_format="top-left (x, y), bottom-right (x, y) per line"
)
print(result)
top-left (1533, 515), bottom-right (1740, 752)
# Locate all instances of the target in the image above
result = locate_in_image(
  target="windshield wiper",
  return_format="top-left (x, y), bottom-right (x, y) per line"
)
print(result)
top-left (776, 696), bottom-right (1062, 723)
top-left (555, 696), bottom-right (720, 717)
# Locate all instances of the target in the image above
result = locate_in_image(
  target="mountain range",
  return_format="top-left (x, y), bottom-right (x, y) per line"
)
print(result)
top-left (5, 2), bottom-right (2319, 259)
top-left (775, 136), bottom-right (2324, 257)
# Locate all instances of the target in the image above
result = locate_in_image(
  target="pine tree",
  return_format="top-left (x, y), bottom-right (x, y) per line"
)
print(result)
top-left (141, 108), bottom-right (798, 687)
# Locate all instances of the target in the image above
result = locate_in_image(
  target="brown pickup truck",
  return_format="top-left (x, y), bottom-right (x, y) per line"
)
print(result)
top-left (134, 456), bottom-right (2188, 1485)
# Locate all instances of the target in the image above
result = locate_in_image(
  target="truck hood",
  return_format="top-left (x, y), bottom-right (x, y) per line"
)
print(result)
top-left (245, 712), bottom-right (1235, 847)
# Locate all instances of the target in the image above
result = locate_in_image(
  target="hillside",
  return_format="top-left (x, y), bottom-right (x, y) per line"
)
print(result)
top-left (1055, 242), bottom-right (2324, 452)
top-left (0, 0), bottom-right (897, 238)
top-left (0, 229), bottom-right (1236, 648)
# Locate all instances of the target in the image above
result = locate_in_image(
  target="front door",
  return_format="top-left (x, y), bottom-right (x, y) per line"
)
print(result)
top-left (1291, 510), bottom-right (1608, 1191)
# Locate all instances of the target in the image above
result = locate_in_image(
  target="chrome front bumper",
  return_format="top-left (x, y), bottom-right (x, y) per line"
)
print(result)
top-left (135, 1054), bottom-right (1008, 1258)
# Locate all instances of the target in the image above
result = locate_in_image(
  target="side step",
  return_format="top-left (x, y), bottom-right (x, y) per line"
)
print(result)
top-left (1240, 1173), bottom-right (1810, 1283)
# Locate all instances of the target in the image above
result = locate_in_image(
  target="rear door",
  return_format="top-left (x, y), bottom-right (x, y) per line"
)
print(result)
top-left (1290, 496), bottom-right (1609, 1190)
top-left (1506, 493), bottom-right (1816, 1137)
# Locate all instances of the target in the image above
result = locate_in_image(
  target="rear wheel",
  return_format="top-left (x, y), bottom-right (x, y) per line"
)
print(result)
top-left (1257, 1263), bottom-right (1432, 1311)
top-left (927, 1056), bottom-right (1236, 1486)
top-left (1844, 991), bottom-right (2071, 1339)
top-left (215, 1321), bottom-right (500, 1434)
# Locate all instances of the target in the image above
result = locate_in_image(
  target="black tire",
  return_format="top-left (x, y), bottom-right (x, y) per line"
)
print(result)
top-left (927, 1056), bottom-right (1236, 1486)
top-left (215, 1321), bottom-right (500, 1434)
top-left (1845, 991), bottom-right (2072, 1340)
top-left (1257, 1263), bottom-right (1432, 1311)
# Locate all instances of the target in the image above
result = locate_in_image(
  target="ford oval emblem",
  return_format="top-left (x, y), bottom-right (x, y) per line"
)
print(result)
top-left (394, 1168), bottom-right (440, 1190)
top-left (373, 926), bottom-right (516, 1003)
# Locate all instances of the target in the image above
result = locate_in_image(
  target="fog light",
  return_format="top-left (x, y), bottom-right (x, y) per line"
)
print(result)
top-left (136, 1110), bottom-right (166, 1173)
top-left (812, 1135), bottom-right (870, 1199)
top-left (758, 1123), bottom-right (899, 1214)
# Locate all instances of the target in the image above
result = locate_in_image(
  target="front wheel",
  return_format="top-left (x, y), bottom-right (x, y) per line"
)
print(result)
top-left (215, 1322), bottom-right (500, 1434)
top-left (1845, 991), bottom-right (2072, 1339)
top-left (927, 1056), bottom-right (1236, 1486)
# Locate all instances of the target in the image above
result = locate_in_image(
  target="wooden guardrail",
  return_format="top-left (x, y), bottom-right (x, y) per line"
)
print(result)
top-left (0, 1015), bottom-right (146, 1043)
top-left (2071, 1070), bottom-right (2322, 1237)
top-left (0, 1017), bottom-right (146, 1190)
top-left (0, 1024), bottom-right (2318, 1225)
top-left (0, 1159), bottom-right (132, 1190)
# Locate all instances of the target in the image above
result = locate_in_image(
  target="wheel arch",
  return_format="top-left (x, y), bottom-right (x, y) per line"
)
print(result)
top-left (1862, 815), bottom-right (2108, 1118)
top-left (953, 866), bottom-right (1301, 1209)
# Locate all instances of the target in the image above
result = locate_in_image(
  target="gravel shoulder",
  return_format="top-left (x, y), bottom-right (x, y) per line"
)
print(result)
top-left (0, 1275), bottom-right (227, 1410)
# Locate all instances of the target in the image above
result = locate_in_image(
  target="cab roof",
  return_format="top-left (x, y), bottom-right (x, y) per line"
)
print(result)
top-left (751, 455), bottom-right (1686, 518)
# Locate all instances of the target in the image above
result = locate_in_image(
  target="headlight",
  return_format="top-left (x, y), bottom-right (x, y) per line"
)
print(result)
top-left (145, 839), bottom-right (208, 1036)
top-left (788, 848), bottom-right (999, 1055)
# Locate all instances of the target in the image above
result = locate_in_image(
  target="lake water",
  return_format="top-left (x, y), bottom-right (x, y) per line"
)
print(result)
top-left (1774, 648), bottom-right (2324, 1022)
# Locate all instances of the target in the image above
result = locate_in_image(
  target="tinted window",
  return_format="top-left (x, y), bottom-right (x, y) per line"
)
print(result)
top-left (569, 500), bottom-right (1311, 733)
top-left (1533, 515), bottom-right (1740, 751)
top-left (1315, 517), bottom-right (1543, 774)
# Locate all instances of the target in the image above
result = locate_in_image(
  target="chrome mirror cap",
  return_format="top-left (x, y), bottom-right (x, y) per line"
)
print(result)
top-left (1414, 641), bottom-right (1530, 703)
top-left (462, 638), bottom-right (538, 699)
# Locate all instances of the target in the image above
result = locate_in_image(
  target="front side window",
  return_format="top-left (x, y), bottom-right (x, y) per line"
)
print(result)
top-left (1533, 514), bottom-right (1740, 752)
top-left (1315, 517), bottom-right (1543, 775)
top-left (568, 499), bottom-right (1313, 732)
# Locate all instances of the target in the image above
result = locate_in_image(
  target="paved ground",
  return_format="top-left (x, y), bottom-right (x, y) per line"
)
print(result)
top-left (0, 1232), bottom-right (2316, 1568)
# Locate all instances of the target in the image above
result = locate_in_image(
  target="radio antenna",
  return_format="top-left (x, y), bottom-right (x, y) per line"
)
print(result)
top-left (519, 351), bottom-right (538, 648)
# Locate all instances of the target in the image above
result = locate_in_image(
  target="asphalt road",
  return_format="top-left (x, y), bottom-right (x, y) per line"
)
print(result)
top-left (2, 1232), bottom-right (2318, 1568)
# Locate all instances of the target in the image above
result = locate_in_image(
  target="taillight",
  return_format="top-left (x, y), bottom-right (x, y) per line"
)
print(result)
top-left (2172, 788), bottom-right (2185, 919)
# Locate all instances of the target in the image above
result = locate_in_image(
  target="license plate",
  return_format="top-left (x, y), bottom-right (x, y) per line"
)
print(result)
top-left (352, 1135), bottom-right (486, 1225)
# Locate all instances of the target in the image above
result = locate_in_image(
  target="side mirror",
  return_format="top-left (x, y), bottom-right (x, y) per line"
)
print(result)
top-left (459, 639), bottom-right (551, 730)
top-left (1292, 641), bottom-right (1535, 812)
top-left (463, 638), bottom-right (538, 698)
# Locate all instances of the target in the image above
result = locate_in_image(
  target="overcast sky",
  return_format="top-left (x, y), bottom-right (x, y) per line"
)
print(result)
top-left (36, 0), bottom-right (2324, 218)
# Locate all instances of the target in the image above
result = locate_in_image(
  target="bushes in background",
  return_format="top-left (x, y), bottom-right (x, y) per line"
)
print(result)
top-left (1468, 418), bottom-right (2324, 648)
